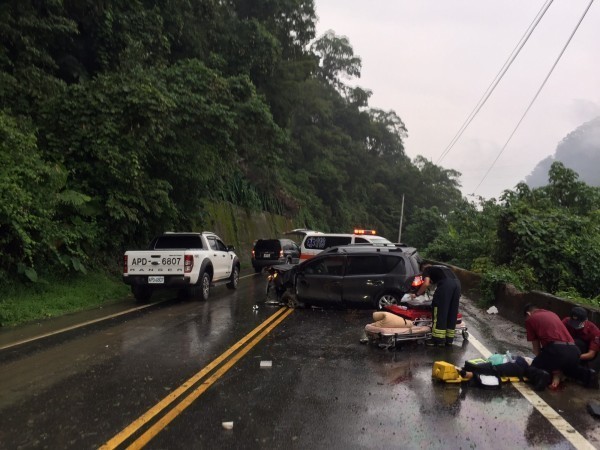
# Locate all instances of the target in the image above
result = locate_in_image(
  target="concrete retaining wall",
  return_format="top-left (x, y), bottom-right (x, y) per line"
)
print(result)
top-left (435, 261), bottom-right (600, 327)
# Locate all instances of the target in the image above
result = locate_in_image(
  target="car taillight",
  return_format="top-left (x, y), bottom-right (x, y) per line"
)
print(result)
top-left (279, 250), bottom-right (283, 258)
top-left (252, 250), bottom-right (255, 258)
top-left (184, 255), bottom-right (193, 273)
top-left (123, 255), bottom-right (128, 274)
top-left (411, 275), bottom-right (424, 287)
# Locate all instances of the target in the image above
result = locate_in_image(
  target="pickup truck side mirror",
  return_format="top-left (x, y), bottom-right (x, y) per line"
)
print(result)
top-left (227, 245), bottom-right (235, 251)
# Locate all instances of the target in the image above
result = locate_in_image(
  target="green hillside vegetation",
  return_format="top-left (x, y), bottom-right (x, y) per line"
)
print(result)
top-left (1, 1), bottom-right (599, 322)
top-left (0, 0), bottom-right (462, 285)
top-left (409, 162), bottom-right (600, 307)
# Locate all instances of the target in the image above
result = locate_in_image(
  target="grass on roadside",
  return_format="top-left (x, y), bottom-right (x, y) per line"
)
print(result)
top-left (0, 273), bottom-right (131, 327)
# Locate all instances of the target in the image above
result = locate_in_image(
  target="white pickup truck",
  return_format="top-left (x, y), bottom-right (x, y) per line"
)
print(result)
top-left (123, 232), bottom-right (240, 302)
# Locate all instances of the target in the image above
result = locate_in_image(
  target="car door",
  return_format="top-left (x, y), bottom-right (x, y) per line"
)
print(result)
top-left (341, 255), bottom-right (386, 305)
top-left (295, 255), bottom-right (345, 304)
top-left (207, 236), bottom-right (230, 280)
top-left (290, 241), bottom-right (301, 264)
top-left (283, 240), bottom-right (301, 264)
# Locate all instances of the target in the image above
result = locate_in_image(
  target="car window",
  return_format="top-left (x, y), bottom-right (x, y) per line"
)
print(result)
top-left (154, 235), bottom-right (204, 249)
top-left (254, 239), bottom-right (282, 253)
top-left (207, 237), bottom-right (218, 250)
top-left (354, 237), bottom-right (369, 244)
top-left (304, 256), bottom-right (345, 275)
top-left (382, 255), bottom-right (404, 273)
top-left (407, 256), bottom-right (420, 274)
top-left (367, 237), bottom-right (392, 244)
top-left (304, 236), bottom-right (352, 250)
top-left (346, 255), bottom-right (383, 275)
top-left (215, 239), bottom-right (228, 251)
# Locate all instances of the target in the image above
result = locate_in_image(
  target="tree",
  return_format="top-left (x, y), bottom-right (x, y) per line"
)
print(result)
top-left (311, 30), bottom-right (361, 94)
top-left (0, 111), bottom-right (93, 280)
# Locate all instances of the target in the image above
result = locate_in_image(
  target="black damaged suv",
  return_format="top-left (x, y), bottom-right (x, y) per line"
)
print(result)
top-left (269, 244), bottom-right (421, 309)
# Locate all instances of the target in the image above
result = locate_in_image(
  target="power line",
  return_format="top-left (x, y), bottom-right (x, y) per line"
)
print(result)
top-left (472, 0), bottom-right (595, 195)
top-left (437, 0), bottom-right (554, 164)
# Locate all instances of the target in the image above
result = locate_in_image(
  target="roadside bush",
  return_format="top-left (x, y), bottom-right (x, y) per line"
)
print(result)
top-left (555, 287), bottom-right (600, 309)
top-left (478, 265), bottom-right (537, 307)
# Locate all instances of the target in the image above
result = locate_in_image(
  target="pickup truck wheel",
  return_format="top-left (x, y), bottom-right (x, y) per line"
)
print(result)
top-left (227, 266), bottom-right (239, 290)
top-left (199, 272), bottom-right (211, 301)
top-left (132, 285), bottom-right (152, 303)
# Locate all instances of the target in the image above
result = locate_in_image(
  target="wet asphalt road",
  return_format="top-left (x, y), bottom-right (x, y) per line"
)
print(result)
top-left (1, 272), bottom-right (600, 449)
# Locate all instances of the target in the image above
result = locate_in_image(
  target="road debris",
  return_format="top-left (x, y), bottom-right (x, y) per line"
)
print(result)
top-left (260, 360), bottom-right (273, 368)
top-left (487, 306), bottom-right (499, 314)
top-left (222, 421), bottom-right (234, 430)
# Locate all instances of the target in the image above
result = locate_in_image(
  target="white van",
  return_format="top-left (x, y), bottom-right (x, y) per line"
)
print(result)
top-left (298, 229), bottom-right (392, 261)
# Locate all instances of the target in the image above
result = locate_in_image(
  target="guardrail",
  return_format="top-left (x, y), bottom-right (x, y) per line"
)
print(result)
top-left (426, 260), bottom-right (600, 327)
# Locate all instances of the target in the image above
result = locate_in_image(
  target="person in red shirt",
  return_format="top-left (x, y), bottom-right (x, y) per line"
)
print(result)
top-left (524, 304), bottom-right (598, 390)
top-left (562, 306), bottom-right (600, 371)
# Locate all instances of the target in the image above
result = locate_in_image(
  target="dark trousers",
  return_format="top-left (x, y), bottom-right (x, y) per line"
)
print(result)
top-left (532, 343), bottom-right (591, 383)
top-left (431, 278), bottom-right (461, 343)
top-left (574, 338), bottom-right (600, 371)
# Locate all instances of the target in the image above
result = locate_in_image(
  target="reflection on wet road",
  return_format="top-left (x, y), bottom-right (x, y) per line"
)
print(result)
top-left (1, 273), bottom-right (599, 449)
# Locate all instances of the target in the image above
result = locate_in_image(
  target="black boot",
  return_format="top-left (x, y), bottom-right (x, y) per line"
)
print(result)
top-left (526, 366), bottom-right (551, 392)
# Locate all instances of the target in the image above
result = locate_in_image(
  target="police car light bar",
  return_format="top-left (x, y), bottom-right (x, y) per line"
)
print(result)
top-left (353, 229), bottom-right (377, 235)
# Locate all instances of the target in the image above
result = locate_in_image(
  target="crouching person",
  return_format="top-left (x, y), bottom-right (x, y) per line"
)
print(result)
top-left (524, 304), bottom-right (598, 390)
top-left (562, 306), bottom-right (600, 372)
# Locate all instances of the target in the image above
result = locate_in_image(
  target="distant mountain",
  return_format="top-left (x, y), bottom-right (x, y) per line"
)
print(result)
top-left (525, 116), bottom-right (600, 187)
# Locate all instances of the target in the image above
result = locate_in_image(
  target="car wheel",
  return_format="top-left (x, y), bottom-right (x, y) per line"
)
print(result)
top-left (282, 290), bottom-right (303, 308)
top-left (200, 272), bottom-right (211, 301)
top-left (132, 285), bottom-right (152, 303)
top-left (227, 266), bottom-right (239, 290)
top-left (375, 293), bottom-right (400, 310)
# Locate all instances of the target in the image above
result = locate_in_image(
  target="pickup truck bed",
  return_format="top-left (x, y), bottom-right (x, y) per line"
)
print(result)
top-left (123, 232), bottom-right (240, 302)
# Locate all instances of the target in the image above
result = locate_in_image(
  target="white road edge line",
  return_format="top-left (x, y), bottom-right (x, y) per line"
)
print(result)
top-left (468, 333), bottom-right (596, 450)
top-left (0, 301), bottom-right (163, 351)
top-left (1, 272), bottom-right (259, 351)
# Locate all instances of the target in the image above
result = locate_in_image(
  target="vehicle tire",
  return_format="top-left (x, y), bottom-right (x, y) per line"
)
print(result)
top-left (375, 293), bottom-right (400, 310)
top-left (282, 290), bottom-right (303, 308)
top-left (198, 272), bottom-right (211, 301)
top-left (227, 266), bottom-right (239, 290)
top-left (132, 285), bottom-right (152, 303)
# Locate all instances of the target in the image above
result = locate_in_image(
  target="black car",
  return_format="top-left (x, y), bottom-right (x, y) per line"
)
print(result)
top-left (252, 238), bottom-right (301, 273)
top-left (268, 245), bottom-right (421, 309)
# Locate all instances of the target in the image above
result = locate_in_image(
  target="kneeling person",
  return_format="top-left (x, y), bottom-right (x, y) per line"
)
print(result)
top-left (563, 306), bottom-right (600, 372)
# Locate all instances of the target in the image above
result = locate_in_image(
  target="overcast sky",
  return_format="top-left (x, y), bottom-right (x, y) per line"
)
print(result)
top-left (313, 0), bottom-right (600, 200)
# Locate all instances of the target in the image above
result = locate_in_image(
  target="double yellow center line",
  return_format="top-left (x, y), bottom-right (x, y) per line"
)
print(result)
top-left (100, 307), bottom-right (294, 449)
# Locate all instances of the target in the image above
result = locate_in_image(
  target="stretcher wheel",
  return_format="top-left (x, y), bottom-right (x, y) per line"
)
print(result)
top-left (462, 330), bottom-right (469, 340)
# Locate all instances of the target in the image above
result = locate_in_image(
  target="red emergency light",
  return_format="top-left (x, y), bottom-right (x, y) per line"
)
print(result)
top-left (354, 228), bottom-right (377, 235)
